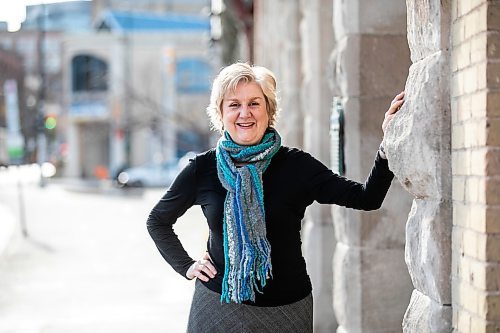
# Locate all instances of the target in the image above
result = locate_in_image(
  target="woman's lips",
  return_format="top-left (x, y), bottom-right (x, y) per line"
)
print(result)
top-left (236, 122), bottom-right (255, 128)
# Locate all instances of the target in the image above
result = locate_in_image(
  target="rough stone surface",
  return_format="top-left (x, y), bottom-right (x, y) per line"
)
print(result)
top-left (406, 0), bottom-right (452, 63)
top-left (385, 51), bottom-right (451, 201)
top-left (390, 3), bottom-right (453, 332)
top-left (402, 289), bottom-right (452, 333)
top-left (405, 199), bottom-right (452, 304)
top-left (334, 242), bottom-right (412, 333)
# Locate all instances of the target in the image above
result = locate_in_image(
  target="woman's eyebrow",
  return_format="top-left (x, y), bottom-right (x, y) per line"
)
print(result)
top-left (226, 97), bottom-right (263, 102)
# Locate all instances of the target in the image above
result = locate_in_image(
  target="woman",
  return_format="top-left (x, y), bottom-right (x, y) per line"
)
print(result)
top-left (147, 62), bottom-right (404, 332)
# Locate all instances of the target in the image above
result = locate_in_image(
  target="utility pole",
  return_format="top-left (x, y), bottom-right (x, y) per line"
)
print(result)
top-left (36, 3), bottom-right (47, 187)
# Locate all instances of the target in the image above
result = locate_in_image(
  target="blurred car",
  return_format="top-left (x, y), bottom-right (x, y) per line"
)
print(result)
top-left (116, 161), bottom-right (179, 188)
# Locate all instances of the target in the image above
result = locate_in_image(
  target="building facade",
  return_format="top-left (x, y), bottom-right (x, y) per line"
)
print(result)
top-left (0, 0), bottom-right (215, 178)
top-left (253, 0), bottom-right (500, 332)
top-left (21, 1), bottom-right (93, 32)
top-left (0, 29), bottom-right (65, 165)
top-left (0, 1), bottom-right (93, 167)
top-left (63, 10), bottom-right (214, 178)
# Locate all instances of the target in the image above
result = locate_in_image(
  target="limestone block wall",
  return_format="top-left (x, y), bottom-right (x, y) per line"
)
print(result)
top-left (254, 0), bottom-right (303, 148)
top-left (385, 1), bottom-right (453, 331)
top-left (450, 0), bottom-right (500, 331)
top-left (331, 0), bottom-right (413, 332)
top-left (300, 0), bottom-right (336, 331)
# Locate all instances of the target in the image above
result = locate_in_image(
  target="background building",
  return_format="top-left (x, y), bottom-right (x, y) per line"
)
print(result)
top-left (0, 1), bottom-right (93, 168)
top-left (63, 9), bottom-right (213, 178)
top-left (0, 0), bottom-right (215, 179)
top-left (21, 1), bottom-right (93, 32)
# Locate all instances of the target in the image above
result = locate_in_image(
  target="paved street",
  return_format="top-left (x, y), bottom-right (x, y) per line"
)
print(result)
top-left (0, 167), bottom-right (208, 333)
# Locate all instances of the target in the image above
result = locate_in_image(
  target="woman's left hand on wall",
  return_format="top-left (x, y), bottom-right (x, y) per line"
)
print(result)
top-left (382, 91), bottom-right (405, 135)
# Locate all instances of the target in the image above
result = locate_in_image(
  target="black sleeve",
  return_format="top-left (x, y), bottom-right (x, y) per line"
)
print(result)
top-left (308, 151), bottom-right (394, 210)
top-left (146, 158), bottom-right (198, 279)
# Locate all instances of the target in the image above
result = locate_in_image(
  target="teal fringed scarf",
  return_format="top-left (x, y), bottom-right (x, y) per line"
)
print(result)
top-left (216, 128), bottom-right (281, 303)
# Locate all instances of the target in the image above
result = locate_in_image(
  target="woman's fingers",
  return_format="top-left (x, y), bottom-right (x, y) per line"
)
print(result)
top-left (391, 91), bottom-right (405, 104)
top-left (186, 255), bottom-right (218, 281)
top-left (382, 91), bottom-right (405, 134)
top-left (196, 267), bottom-right (210, 282)
top-left (197, 259), bottom-right (217, 278)
top-left (387, 98), bottom-right (405, 115)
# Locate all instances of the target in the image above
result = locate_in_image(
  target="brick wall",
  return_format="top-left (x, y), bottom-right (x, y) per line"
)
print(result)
top-left (451, 0), bottom-right (500, 331)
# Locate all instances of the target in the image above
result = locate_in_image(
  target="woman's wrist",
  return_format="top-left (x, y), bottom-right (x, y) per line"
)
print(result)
top-left (378, 143), bottom-right (387, 159)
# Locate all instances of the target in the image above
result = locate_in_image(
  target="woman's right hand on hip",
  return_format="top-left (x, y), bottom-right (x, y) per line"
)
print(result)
top-left (186, 251), bottom-right (217, 282)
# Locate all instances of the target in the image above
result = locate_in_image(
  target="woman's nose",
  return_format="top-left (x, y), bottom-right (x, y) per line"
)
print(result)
top-left (239, 105), bottom-right (251, 117)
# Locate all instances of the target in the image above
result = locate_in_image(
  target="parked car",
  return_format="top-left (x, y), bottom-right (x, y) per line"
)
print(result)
top-left (116, 161), bottom-right (179, 188)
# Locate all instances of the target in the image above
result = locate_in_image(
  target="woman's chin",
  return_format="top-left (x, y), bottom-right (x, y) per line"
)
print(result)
top-left (234, 136), bottom-right (260, 146)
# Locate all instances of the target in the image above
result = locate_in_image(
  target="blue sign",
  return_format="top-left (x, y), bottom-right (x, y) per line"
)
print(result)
top-left (69, 102), bottom-right (108, 118)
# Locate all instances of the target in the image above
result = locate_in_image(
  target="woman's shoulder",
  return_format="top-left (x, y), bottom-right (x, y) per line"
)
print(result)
top-left (191, 149), bottom-right (217, 169)
top-left (275, 146), bottom-right (318, 164)
top-left (194, 148), bottom-right (216, 160)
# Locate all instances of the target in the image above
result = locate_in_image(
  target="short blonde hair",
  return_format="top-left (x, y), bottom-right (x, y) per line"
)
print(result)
top-left (206, 62), bottom-right (279, 133)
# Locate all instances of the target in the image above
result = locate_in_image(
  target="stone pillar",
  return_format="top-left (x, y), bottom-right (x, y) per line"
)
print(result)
top-left (300, 0), bottom-right (336, 331)
top-left (450, 0), bottom-right (500, 331)
top-left (253, 0), bottom-right (303, 148)
top-left (384, 1), bottom-right (453, 332)
top-left (331, 0), bottom-right (413, 332)
top-left (277, 0), bottom-right (303, 148)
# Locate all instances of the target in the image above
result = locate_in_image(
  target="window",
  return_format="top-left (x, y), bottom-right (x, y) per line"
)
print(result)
top-left (176, 58), bottom-right (211, 93)
top-left (71, 55), bottom-right (108, 92)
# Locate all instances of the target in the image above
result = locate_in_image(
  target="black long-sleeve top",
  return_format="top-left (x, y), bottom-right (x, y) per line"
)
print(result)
top-left (147, 146), bottom-right (394, 307)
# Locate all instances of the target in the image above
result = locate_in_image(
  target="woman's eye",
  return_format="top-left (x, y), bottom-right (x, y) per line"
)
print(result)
top-left (229, 103), bottom-right (239, 108)
top-left (250, 102), bottom-right (259, 106)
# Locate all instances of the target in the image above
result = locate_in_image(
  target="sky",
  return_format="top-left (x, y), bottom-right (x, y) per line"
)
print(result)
top-left (0, 0), bottom-right (85, 31)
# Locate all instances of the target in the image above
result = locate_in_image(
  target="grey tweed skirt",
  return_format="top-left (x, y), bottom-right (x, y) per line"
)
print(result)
top-left (187, 279), bottom-right (313, 333)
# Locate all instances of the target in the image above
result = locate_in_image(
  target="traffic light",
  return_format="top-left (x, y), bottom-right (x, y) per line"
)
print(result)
top-left (44, 114), bottom-right (57, 130)
top-left (43, 114), bottom-right (57, 141)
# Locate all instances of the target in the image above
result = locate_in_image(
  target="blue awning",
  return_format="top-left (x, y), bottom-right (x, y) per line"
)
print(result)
top-left (96, 10), bottom-right (210, 32)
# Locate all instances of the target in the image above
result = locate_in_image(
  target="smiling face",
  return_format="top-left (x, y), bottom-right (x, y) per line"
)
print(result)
top-left (222, 81), bottom-right (269, 146)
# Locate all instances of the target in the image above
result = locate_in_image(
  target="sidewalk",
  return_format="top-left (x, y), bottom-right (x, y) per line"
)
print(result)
top-left (0, 177), bottom-right (208, 333)
top-left (0, 165), bottom-right (29, 262)
top-left (0, 203), bottom-right (18, 260)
